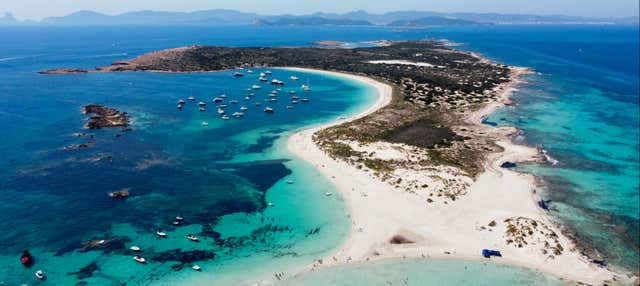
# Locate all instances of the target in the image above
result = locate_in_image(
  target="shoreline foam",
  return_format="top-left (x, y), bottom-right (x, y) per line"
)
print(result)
top-left (285, 67), bottom-right (623, 285)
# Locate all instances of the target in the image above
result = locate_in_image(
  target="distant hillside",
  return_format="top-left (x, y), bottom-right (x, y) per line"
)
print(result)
top-left (388, 16), bottom-right (484, 27)
top-left (255, 17), bottom-right (372, 26)
top-left (1, 9), bottom-right (637, 26)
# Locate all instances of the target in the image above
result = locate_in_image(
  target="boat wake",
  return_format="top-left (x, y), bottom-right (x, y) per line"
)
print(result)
top-left (540, 148), bottom-right (560, 166)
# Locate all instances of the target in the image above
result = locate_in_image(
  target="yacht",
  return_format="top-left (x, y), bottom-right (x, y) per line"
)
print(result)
top-left (133, 256), bottom-right (146, 264)
top-left (264, 107), bottom-right (274, 113)
top-left (213, 97), bottom-right (223, 103)
top-left (192, 265), bottom-right (202, 271)
top-left (35, 270), bottom-right (45, 280)
top-left (130, 246), bottom-right (141, 252)
top-left (156, 230), bottom-right (167, 238)
top-left (187, 235), bottom-right (199, 242)
top-left (259, 77), bottom-right (268, 82)
top-left (271, 79), bottom-right (284, 85)
top-left (198, 101), bottom-right (206, 106)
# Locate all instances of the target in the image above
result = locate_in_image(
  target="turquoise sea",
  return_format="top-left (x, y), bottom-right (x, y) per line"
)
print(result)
top-left (0, 25), bottom-right (637, 285)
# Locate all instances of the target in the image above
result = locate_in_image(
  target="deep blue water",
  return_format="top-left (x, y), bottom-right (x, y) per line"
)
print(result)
top-left (0, 24), bottom-right (638, 284)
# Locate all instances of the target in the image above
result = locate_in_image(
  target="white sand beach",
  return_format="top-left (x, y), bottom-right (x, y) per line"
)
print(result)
top-left (286, 68), bottom-right (622, 285)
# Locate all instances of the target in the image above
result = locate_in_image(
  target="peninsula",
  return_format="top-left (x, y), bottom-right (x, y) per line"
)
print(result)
top-left (42, 41), bottom-right (631, 284)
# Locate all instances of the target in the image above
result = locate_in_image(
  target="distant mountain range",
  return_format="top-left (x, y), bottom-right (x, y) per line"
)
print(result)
top-left (1, 9), bottom-right (638, 26)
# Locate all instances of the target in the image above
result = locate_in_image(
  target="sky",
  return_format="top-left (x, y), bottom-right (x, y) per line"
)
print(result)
top-left (1, 0), bottom-right (639, 20)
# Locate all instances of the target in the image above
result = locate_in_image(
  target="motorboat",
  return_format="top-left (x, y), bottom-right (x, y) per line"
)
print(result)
top-left (35, 270), bottom-right (45, 279)
top-left (187, 235), bottom-right (199, 242)
top-left (252, 84), bottom-right (261, 89)
top-left (156, 230), bottom-right (167, 238)
top-left (255, 102), bottom-right (262, 106)
top-left (201, 121), bottom-right (209, 127)
top-left (271, 79), bottom-right (284, 85)
top-left (187, 96), bottom-right (196, 101)
top-left (301, 98), bottom-right (309, 102)
top-left (233, 72), bottom-right (244, 77)
top-left (178, 99), bottom-right (186, 104)
top-left (218, 108), bottom-right (225, 115)
top-left (259, 72), bottom-right (267, 77)
top-left (259, 77), bottom-right (268, 82)
top-left (219, 104), bottom-right (228, 108)
top-left (213, 97), bottom-right (223, 102)
top-left (232, 112), bottom-right (245, 118)
top-left (198, 101), bottom-right (206, 106)
top-left (230, 100), bottom-right (239, 104)
top-left (172, 221), bottom-right (181, 226)
top-left (240, 106), bottom-right (248, 111)
top-left (286, 180), bottom-right (294, 184)
top-left (267, 202), bottom-right (275, 207)
top-left (220, 94), bottom-right (228, 98)
top-left (269, 98), bottom-right (277, 102)
top-left (133, 255), bottom-right (146, 264)
top-left (221, 115), bottom-right (230, 120)
top-left (264, 70), bottom-right (272, 75)
top-left (247, 70), bottom-right (254, 74)
top-left (21, 250), bottom-right (33, 267)
top-left (192, 265), bottom-right (202, 271)
top-left (245, 96), bottom-right (251, 100)
top-left (288, 90), bottom-right (297, 94)
top-left (325, 192), bottom-right (333, 196)
top-left (291, 96), bottom-right (299, 100)
top-left (177, 104), bottom-right (183, 109)
top-left (176, 216), bottom-right (184, 221)
top-left (292, 100), bottom-right (299, 104)
top-left (199, 107), bottom-right (206, 112)
top-left (290, 76), bottom-right (299, 81)
top-left (130, 246), bottom-right (141, 252)
top-left (264, 107), bottom-right (274, 113)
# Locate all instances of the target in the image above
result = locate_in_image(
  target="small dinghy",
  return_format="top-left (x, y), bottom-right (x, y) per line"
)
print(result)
top-left (192, 265), bottom-right (202, 271)
top-left (187, 235), bottom-right (199, 242)
top-left (35, 270), bottom-right (45, 279)
top-left (156, 230), bottom-right (167, 238)
top-left (133, 255), bottom-right (146, 264)
top-left (130, 246), bottom-right (141, 252)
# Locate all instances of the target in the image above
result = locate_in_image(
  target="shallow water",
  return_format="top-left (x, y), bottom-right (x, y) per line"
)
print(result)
top-left (279, 259), bottom-right (572, 286)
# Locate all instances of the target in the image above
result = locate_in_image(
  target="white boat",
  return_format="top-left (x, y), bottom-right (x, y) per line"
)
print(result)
top-left (245, 96), bottom-right (251, 100)
top-left (187, 96), bottom-right (196, 101)
top-left (259, 72), bottom-right (267, 77)
top-left (187, 235), bottom-right (199, 242)
top-left (230, 100), bottom-right (239, 104)
top-left (264, 107), bottom-right (274, 113)
top-left (255, 102), bottom-right (262, 106)
top-left (288, 90), bottom-right (297, 94)
top-left (269, 98), bottom-right (277, 102)
top-left (192, 265), bottom-right (202, 271)
top-left (220, 94), bottom-right (228, 98)
top-left (269, 93), bottom-right (278, 97)
top-left (252, 84), bottom-right (261, 89)
top-left (290, 76), bottom-right (299, 81)
top-left (301, 98), bottom-right (309, 102)
top-left (292, 100), bottom-right (299, 104)
top-left (264, 70), bottom-right (272, 75)
top-left (291, 96), bottom-right (299, 100)
top-left (271, 79), bottom-right (284, 85)
top-left (221, 115), bottom-right (230, 120)
top-left (247, 70), bottom-right (254, 74)
top-left (130, 246), bottom-right (141, 252)
top-left (172, 221), bottom-right (181, 225)
top-left (35, 270), bottom-right (45, 279)
top-left (133, 255), bottom-right (146, 264)
top-left (218, 108), bottom-right (225, 115)
top-left (213, 97), bottom-right (223, 102)
top-left (286, 180), bottom-right (294, 184)
top-left (176, 216), bottom-right (184, 221)
top-left (232, 112), bottom-right (245, 118)
top-left (233, 72), bottom-right (244, 77)
top-left (259, 77), bottom-right (268, 82)
top-left (325, 192), bottom-right (333, 196)
top-left (219, 104), bottom-right (228, 108)
top-left (177, 104), bottom-right (183, 109)
top-left (178, 99), bottom-right (186, 104)
top-left (267, 202), bottom-right (275, 207)
top-left (240, 106), bottom-right (248, 111)
top-left (199, 107), bottom-right (206, 112)
top-left (286, 106), bottom-right (293, 109)
top-left (198, 101), bottom-right (206, 106)
top-left (201, 121), bottom-right (209, 126)
top-left (302, 84), bottom-right (311, 91)
top-left (156, 230), bottom-right (167, 238)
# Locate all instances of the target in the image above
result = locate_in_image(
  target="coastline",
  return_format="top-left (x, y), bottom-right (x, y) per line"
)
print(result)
top-left (285, 67), bottom-right (622, 284)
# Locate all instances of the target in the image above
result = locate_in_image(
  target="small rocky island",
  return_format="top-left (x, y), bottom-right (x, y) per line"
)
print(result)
top-left (82, 104), bottom-right (130, 129)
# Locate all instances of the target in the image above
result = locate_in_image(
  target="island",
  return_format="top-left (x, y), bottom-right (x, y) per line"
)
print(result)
top-left (41, 40), bottom-right (629, 285)
top-left (82, 104), bottom-right (130, 129)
